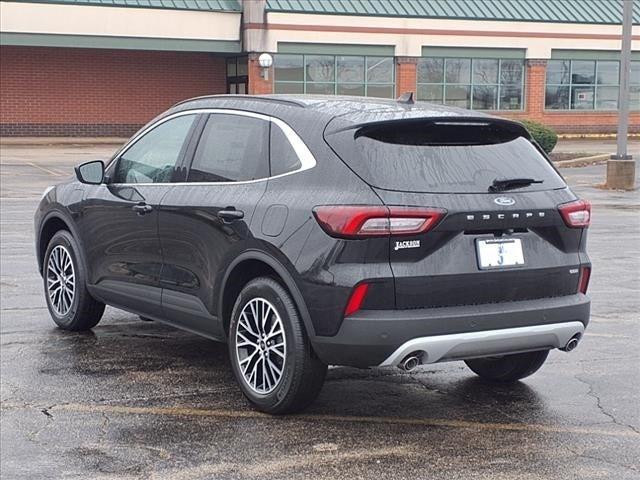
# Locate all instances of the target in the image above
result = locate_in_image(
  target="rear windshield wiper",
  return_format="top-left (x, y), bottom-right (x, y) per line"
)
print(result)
top-left (489, 177), bottom-right (543, 192)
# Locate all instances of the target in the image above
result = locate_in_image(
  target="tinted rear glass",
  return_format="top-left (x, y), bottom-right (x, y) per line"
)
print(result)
top-left (188, 114), bottom-right (269, 183)
top-left (331, 122), bottom-right (566, 193)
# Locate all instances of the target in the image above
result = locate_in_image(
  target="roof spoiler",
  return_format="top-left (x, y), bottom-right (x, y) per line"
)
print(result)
top-left (396, 92), bottom-right (415, 104)
top-left (328, 116), bottom-right (532, 140)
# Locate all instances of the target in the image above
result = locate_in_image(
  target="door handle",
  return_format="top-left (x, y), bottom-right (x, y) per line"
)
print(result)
top-left (217, 209), bottom-right (244, 221)
top-left (132, 202), bottom-right (153, 216)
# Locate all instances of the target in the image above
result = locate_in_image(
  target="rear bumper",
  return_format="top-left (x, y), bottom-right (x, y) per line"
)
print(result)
top-left (310, 294), bottom-right (590, 367)
top-left (380, 321), bottom-right (584, 367)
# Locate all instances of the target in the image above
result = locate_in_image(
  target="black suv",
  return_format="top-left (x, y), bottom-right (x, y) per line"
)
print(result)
top-left (35, 95), bottom-right (591, 413)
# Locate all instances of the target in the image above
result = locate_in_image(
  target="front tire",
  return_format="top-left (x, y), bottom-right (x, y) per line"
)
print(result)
top-left (43, 230), bottom-right (105, 331)
top-left (464, 350), bottom-right (549, 383)
top-left (228, 277), bottom-right (327, 414)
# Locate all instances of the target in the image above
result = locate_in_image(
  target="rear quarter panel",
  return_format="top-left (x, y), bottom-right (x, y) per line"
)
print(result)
top-left (251, 113), bottom-right (395, 337)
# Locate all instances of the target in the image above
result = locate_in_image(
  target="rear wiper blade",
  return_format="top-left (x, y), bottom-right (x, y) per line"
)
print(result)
top-left (489, 177), bottom-right (543, 192)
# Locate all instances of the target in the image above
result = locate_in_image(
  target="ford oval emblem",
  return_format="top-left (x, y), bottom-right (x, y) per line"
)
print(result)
top-left (494, 196), bottom-right (516, 206)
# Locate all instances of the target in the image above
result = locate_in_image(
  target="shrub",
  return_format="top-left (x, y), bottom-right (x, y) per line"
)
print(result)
top-left (520, 120), bottom-right (558, 154)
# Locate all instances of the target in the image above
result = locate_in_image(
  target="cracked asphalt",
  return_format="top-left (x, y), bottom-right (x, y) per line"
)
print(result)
top-left (1, 142), bottom-right (639, 479)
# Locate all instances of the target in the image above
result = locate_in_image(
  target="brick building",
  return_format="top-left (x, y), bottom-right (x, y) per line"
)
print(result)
top-left (1, 0), bottom-right (639, 136)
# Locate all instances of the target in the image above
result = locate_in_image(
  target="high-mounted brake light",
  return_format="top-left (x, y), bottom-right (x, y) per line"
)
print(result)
top-left (312, 206), bottom-right (447, 239)
top-left (578, 266), bottom-right (591, 294)
top-left (559, 200), bottom-right (591, 228)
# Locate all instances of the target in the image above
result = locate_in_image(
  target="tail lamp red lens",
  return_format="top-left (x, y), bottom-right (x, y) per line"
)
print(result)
top-left (559, 200), bottom-right (591, 228)
top-left (578, 266), bottom-right (591, 294)
top-left (312, 206), bottom-right (447, 238)
top-left (344, 283), bottom-right (370, 317)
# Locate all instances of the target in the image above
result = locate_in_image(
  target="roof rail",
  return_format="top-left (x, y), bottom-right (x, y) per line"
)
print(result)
top-left (171, 94), bottom-right (305, 109)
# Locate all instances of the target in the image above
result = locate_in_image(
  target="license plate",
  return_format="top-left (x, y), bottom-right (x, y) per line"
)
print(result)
top-left (476, 238), bottom-right (525, 269)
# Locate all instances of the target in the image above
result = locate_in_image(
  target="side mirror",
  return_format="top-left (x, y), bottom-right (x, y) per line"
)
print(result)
top-left (75, 160), bottom-right (105, 185)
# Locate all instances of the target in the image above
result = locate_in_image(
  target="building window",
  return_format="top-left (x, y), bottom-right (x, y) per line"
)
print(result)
top-left (632, 62), bottom-right (640, 111)
top-left (274, 54), bottom-right (395, 98)
top-left (545, 59), bottom-right (640, 110)
top-left (416, 57), bottom-right (524, 110)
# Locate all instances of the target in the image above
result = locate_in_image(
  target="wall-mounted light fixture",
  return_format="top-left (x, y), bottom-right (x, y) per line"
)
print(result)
top-left (258, 53), bottom-right (273, 80)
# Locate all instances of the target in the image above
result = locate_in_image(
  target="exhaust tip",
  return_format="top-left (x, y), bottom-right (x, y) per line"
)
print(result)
top-left (399, 352), bottom-right (422, 372)
top-left (562, 337), bottom-right (580, 352)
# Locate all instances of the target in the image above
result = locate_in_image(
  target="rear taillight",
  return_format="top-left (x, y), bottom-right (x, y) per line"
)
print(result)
top-left (559, 199), bottom-right (591, 228)
top-left (344, 283), bottom-right (370, 316)
top-left (312, 205), bottom-right (446, 239)
top-left (578, 266), bottom-right (591, 294)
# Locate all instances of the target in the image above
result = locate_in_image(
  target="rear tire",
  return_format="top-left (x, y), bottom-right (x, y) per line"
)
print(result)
top-left (43, 230), bottom-right (105, 331)
top-left (228, 277), bottom-right (327, 414)
top-left (464, 350), bottom-right (549, 383)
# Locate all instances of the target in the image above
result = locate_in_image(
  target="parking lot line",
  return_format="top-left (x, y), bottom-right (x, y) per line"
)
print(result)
top-left (27, 162), bottom-right (65, 177)
top-left (54, 403), bottom-right (638, 438)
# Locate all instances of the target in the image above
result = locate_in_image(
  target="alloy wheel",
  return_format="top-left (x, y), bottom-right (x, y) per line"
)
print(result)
top-left (235, 297), bottom-right (286, 394)
top-left (46, 245), bottom-right (75, 316)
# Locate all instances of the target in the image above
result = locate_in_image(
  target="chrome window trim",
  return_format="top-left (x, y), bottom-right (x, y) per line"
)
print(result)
top-left (109, 108), bottom-right (317, 186)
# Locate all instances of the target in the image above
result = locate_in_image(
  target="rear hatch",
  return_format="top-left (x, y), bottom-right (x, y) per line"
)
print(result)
top-left (326, 117), bottom-right (586, 309)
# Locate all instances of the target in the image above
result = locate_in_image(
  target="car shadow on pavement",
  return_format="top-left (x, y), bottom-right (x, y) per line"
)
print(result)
top-left (31, 321), bottom-right (548, 425)
top-left (312, 366), bottom-right (547, 423)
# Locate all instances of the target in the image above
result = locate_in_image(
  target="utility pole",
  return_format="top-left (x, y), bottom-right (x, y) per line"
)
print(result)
top-left (607, 0), bottom-right (635, 190)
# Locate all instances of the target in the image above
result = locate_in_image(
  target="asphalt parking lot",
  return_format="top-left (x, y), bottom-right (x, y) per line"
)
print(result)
top-left (1, 141), bottom-right (639, 479)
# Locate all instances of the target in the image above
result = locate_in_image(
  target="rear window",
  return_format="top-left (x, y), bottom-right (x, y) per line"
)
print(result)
top-left (329, 121), bottom-right (566, 193)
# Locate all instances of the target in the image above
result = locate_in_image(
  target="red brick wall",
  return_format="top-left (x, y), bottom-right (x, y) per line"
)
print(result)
top-left (247, 53), bottom-right (273, 95)
top-left (0, 46), bottom-right (227, 136)
top-left (2, 46), bottom-right (636, 136)
top-left (396, 57), bottom-right (418, 98)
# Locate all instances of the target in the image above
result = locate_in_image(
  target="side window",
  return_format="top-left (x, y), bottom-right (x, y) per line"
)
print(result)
top-left (270, 123), bottom-right (302, 176)
top-left (113, 115), bottom-right (196, 184)
top-left (188, 114), bottom-right (269, 182)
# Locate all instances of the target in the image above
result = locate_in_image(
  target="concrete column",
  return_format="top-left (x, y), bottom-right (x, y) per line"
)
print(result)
top-left (607, 0), bottom-right (635, 191)
top-left (606, 160), bottom-right (636, 190)
top-left (242, 0), bottom-right (268, 53)
top-left (248, 52), bottom-right (273, 95)
top-left (395, 57), bottom-right (418, 98)
top-left (242, 0), bottom-right (272, 95)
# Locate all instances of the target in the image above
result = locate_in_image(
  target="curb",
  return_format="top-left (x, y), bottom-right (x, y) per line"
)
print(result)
top-left (0, 137), bottom-right (127, 146)
top-left (554, 153), bottom-right (610, 168)
top-left (557, 133), bottom-right (640, 140)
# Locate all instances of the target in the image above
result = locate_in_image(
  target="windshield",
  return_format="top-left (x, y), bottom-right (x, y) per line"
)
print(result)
top-left (330, 122), bottom-right (566, 194)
